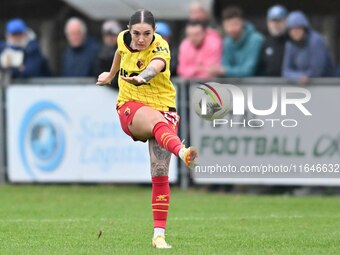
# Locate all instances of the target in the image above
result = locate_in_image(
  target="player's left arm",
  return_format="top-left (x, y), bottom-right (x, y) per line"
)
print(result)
top-left (121, 59), bottom-right (165, 85)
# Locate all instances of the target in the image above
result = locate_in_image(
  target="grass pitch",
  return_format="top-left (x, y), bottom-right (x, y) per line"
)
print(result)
top-left (0, 185), bottom-right (340, 254)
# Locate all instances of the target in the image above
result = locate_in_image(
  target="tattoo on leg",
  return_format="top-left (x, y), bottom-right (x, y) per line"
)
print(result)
top-left (153, 142), bottom-right (171, 161)
top-left (138, 66), bottom-right (157, 82)
top-left (151, 162), bottom-right (169, 176)
top-left (149, 139), bottom-right (171, 177)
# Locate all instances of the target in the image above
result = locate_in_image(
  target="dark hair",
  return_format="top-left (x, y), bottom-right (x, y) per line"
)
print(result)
top-left (186, 20), bottom-right (208, 30)
top-left (222, 6), bottom-right (244, 20)
top-left (129, 9), bottom-right (155, 29)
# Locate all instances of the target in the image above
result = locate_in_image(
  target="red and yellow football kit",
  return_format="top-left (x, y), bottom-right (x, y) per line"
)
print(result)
top-left (116, 30), bottom-right (176, 112)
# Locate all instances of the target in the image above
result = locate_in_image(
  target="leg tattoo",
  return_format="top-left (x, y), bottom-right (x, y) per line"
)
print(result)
top-left (149, 138), bottom-right (171, 177)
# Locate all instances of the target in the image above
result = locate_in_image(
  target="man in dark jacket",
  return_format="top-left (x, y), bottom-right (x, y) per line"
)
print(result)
top-left (61, 17), bottom-right (99, 77)
top-left (94, 20), bottom-right (121, 89)
top-left (260, 5), bottom-right (288, 76)
top-left (0, 18), bottom-right (51, 78)
top-left (282, 11), bottom-right (335, 83)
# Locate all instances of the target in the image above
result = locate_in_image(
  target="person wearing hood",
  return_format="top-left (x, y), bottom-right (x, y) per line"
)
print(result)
top-left (209, 6), bottom-right (264, 77)
top-left (0, 18), bottom-right (51, 78)
top-left (259, 5), bottom-right (288, 76)
top-left (282, 11), bottom-right (335, 83)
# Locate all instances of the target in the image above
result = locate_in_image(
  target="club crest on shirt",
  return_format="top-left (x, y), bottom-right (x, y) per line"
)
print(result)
top-left (124, 107), bottom-right (131, 116)
top-left (136, 59), bottom-right (145, 69)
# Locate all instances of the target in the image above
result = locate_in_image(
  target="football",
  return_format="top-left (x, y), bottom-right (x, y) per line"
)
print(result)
top-left (192, 82), bottom-right (233, 121)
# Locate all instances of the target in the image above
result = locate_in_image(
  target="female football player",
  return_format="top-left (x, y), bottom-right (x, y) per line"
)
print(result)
top-left (96, 9), bottom-right (198, 249)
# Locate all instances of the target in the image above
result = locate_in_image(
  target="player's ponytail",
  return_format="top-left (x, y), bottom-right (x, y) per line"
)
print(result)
top-left (129, 9), bottom-right (155, 29)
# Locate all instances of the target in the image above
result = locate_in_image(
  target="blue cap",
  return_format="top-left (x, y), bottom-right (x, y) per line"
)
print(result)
top-left (156, 22), bottom-right (171, 37)
top-left (6, 18), bottom-right (27, 34)
top-left (267, 5), bottom-right (288, 20)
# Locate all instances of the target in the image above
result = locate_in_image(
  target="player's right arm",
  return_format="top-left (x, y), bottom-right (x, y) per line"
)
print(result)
top-left (96, 49), bottom-right (121, 86)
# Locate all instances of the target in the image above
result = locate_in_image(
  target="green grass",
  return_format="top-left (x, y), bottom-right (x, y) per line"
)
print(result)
top-left (0, 185), bottom-right (340, 254)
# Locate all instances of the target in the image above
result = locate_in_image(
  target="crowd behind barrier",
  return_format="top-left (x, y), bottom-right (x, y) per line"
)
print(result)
top-left (0, 3), bottom-right (339, 87)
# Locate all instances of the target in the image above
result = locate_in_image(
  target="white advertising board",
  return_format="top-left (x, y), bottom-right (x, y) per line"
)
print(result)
top-left (190, 85), bottom-right (340, 185)
top-left (6, 85), bottom-right (178, 183)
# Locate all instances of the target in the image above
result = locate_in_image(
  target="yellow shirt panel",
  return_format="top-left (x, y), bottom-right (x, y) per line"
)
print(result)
top-left (116, 30), bottom-right (176, 111)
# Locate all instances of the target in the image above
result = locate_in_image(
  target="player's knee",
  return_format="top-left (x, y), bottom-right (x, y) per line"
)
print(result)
top-left (150, 114), bottom-right (167, 127)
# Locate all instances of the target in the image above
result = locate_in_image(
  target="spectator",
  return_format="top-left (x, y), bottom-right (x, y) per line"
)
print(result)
top-left (282, 11), bottom-right (335, 83)
top-left (0, 18), bottom-right (51, 78)
top-left (61, 17), bottom-right (99, 77)
top-left (95, 20), bottom-right (121, 89)
top-left (177, 20), bottom-right (222, 79)
top-left (189, 1), bottom-right (210, 21)
top-left (189, 2), bottom-right (221, 42)
top-left (260, 5), bottom-right (288, 76)
top-left (210, 6), bottom-right (264, 77)
top-left (155, 21), bottom-right (178, 76)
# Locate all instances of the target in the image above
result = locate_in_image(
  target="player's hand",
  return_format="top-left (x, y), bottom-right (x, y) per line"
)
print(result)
top-left (298, 75), bottom-right (309, 85)
top-left (96, 72), bottom-right (114, 86)
top-left (208, 65), bottom-right (226, 77)
top-left (121, 76), bottom-right (146, 85)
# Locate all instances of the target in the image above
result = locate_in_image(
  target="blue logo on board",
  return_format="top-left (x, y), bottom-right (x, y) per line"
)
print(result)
top-left (19, 101), bottom-right (69, 177)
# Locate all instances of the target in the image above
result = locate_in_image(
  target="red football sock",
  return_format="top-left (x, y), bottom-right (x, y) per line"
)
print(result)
top-left (152, 121), bottom-right (182, 156)
top-left (152, 176), bottom-right (170, 229)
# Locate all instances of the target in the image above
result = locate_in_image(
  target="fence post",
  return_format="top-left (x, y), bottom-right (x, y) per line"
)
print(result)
top-left (178, 79), bottom-right (190, 190)
top-left (0, 71), bottom-right (10, 184)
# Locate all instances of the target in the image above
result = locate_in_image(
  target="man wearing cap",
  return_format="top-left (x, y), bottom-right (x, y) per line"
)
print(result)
top-left (95, 20), bottom-right (122, 89)
top-left (0, 18), bottom-right (51, 78)
top-left (259, 5), bottom-right (288, 76)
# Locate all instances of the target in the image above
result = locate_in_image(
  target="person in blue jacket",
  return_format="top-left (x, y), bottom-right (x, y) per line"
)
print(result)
top-left (155, 21), bottom-right (178, 76)
top-left (282, 11), bottom-right (335, 83)
top-left (209, 6), bottom-right (264, 77)
top-left (61, 17), bottom-right (99, 77)
top-left (0, 18), bottom-right (51, 78)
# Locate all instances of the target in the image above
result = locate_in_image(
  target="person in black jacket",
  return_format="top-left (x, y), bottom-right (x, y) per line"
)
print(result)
top-left (61, 17), bottom-right (99, 77)
top-left (259, 5), bottom-right (288, 76)
top-left (95, 20), bottom-right (122, 89)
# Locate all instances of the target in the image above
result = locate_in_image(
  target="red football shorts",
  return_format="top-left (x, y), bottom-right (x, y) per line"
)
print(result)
top-left (116, 101), bottom-right (180, 141)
